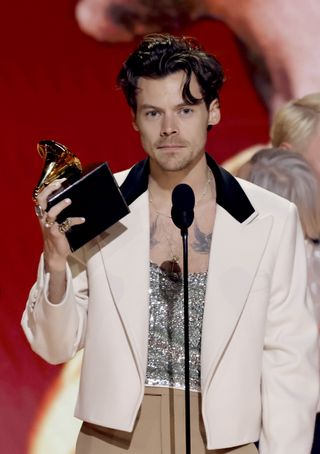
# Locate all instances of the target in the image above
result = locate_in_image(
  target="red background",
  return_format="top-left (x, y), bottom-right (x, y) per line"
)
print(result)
top-left (0, 1), bottom-right (269, 452)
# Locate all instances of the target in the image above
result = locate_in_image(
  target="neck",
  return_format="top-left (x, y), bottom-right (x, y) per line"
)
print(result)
top-left (148, 154), bottom-right (214, 213)
top-left (149, 154), bottom-right (209, 193)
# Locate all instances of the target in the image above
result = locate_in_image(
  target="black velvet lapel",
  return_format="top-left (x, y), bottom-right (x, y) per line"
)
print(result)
top-left (120, 158), bottom-right (150, 206)
top-left (205, 154), bottom-right (255, 223)
top-left (120, 153), bottom-right (255, 223)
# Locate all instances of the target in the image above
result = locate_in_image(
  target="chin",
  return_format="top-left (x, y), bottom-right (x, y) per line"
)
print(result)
top-left (152, 150), bottom-right (189, 171)
top-left (157, 158), bottom-right (190, 172)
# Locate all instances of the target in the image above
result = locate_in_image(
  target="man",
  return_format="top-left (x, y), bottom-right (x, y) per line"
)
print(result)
top-left (270, 92), bottom-right (320, 180)
top-left (22, 34), bottom-right (318, 453)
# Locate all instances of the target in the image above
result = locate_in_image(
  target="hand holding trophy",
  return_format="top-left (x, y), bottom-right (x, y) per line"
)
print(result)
top-left (33, 139), bottom-right (130, 253)
top-left (33, 140), bottom-right (86, 271)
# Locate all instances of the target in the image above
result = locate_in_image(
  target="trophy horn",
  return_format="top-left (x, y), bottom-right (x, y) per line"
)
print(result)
top-left (32, 140), bottom-right (82, 201)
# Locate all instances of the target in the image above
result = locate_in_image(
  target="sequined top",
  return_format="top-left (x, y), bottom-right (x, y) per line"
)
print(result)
top-left (145, 262), bottom-right (207, 392)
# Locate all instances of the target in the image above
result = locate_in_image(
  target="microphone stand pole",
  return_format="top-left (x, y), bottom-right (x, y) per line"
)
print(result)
top-left (171, 183), bottom-right (194, 454)
top-left (181, 227), bottom-right (191, 454)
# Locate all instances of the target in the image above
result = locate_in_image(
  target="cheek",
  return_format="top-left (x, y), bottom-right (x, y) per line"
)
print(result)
top-left (314, 161), bottom-right (320, 180)
top-left (136, 120), bottom-right (158, 138)
top-left (189, 121), bottom-right (208, 145)
top-left (304, 144), bottom-right (320, 170)
top-left (137, 127), bottom-right (157, 154)
top-left (139, 127), bottom-right (154, 144)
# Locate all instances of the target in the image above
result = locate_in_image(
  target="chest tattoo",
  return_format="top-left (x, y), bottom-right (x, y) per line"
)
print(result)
top-left (191, 220), bottom-right (212, 254)
top-left (150, 216), bottom-right (160, 248)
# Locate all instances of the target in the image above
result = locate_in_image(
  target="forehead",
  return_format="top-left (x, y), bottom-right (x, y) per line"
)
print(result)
top-left (135, 71), bottom-right (202, 106)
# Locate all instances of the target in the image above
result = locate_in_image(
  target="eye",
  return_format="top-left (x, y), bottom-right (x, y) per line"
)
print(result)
top-left (145, 110), bottom-right (160, 118)
top-left (180, 107), bottom-right (193, 116)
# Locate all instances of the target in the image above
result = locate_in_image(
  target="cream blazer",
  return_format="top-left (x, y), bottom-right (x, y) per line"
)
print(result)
top-left (22, 155), bottom-right (319, 453)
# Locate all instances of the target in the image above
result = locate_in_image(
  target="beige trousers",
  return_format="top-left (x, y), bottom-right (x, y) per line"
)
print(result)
top-left (76, 387), bottom-right (258, 454)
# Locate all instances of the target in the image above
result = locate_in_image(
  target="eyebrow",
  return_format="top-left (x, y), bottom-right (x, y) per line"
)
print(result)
top-left (139, 101), bottom-right (203, 111)
top-left (139, 104), bottom-right (161, 111)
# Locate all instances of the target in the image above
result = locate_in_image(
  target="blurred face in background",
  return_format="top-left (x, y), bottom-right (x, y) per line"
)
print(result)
top-left (75, 0), bottom-right (195, 42)
top-left (303, 122), bottom-right (320, 180)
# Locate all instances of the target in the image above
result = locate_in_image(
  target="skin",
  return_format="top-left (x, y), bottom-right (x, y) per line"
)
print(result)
top-left (75, 0), bottom-right (162, 42)
top-left (303, 130), bottom-right (320, 181)
top-left (278, 121), bottom-right (320, 181)
top-left (132, 71), bottom-right (220, 199)
top-left (204, 0), bottom-right (320, 114)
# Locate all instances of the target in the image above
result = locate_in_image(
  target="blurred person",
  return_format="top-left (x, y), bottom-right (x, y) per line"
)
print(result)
top-left (221, 143), bottom-right (268, 176)
top-left (200, 0), bottom-right (320, 115)
top-left (238, 147), bottom-right (320, 312)
top-left (22, 34), bottom-right (319, 454)
top-left (223, 92), bottom-right (320, 177)
top-left (238, 147), bottom-right (320, 454)
top-left (75, 0), bottom-right (320, 115)
top-left (270, 93), bottom-right (320, 179)
top-left (75, 0), bottom-right (197, 42)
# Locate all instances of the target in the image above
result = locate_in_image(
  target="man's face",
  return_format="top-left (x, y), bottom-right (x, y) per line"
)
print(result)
top-left (132, 71), bottom-right (220, 173)
top-left (303, 122), bottom-right (320, 180)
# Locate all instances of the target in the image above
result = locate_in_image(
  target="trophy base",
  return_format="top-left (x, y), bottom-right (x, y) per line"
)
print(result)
top-left (47, 162), bottom-right (130, 251)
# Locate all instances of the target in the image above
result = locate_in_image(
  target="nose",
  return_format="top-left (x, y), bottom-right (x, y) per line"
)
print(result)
top-left (160, 114), bottom-right (178, 137)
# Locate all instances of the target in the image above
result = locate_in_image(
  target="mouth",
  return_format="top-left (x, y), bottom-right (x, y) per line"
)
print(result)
top-left (157, 144), bottom-right (186, 149)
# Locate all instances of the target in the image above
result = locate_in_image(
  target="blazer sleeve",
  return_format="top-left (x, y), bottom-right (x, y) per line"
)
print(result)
top-left (21, 250), bottom-right (89, 365)
top-left (260, 203), bottom-right (319, 454)
top-left (21, 169), bottom-right (130, 365)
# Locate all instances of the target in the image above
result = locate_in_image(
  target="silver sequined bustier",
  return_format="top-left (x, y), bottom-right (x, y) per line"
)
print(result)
top-left (145, 262), bottom-right (207, 392)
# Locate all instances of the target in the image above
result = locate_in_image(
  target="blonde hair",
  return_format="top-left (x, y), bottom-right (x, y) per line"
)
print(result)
top-left (241, 148), bottom-right (320, 240)
top-left (270, 93), bottom-right (320, 154)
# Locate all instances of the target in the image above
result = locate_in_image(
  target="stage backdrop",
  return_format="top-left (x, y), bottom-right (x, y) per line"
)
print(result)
top-left (0, 1), bottom-right (271, 452)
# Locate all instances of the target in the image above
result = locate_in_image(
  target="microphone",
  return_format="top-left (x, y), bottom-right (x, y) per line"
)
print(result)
top-left (171, 183), bottom-right (195, 454)
top-left (171, 184), bottom-right (195, 232)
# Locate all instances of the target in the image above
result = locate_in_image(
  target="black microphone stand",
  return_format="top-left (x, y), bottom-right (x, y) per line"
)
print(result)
top-left (181, 226), bottom-right (191, 454)
top-left (171, 183), bottom-right (195, 454)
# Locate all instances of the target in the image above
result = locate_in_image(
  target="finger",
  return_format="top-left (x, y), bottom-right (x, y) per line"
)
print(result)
top-left (58, 217), bottom-right (86, 234)
top-left (44, 216), bottom-right (56, 229)
top-left (43, 216), bottom-right (85, 234)
top-left (36, 178), bottom-right (67, 209)
top-left (70, 217), bottom-right (86, 226)
top-left (41, 198), bottom-right (72, 230)
top-left (34, 203), bottom-right (45, 219)
top-left (45, 198), bottom-right (72, 222)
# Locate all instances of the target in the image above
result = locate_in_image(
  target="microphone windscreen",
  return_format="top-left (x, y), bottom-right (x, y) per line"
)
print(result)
top-left (171, 184), bottom-right (195, 230)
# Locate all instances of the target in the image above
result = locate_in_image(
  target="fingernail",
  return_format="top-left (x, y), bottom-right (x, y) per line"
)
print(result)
top-left (81, 217), bottom-right (85, 222)
top-left (64, 198), bottom-right (71, 204)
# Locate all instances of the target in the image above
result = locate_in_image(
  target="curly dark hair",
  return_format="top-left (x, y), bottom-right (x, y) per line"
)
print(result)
top-left (117, 34), bottom-right (225, 112)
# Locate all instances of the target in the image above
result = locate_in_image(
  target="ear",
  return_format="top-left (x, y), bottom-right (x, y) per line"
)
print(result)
top-left (131, 109), bottom-right (139, 132)
top-left (208, 98), bottom-right (221, 127)
top-left (279, 141), bottom-right (293, 150)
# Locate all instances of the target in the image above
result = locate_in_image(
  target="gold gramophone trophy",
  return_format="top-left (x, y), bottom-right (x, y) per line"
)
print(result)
top-left (32, 139), bottom-right (130, 252)
top-left (32, 139), bottom-right (82, 201)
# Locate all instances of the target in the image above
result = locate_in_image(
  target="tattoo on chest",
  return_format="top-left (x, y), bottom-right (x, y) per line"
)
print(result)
top-left (150, 216), bottom-right (160, 248)
top-left (191, 221), bottom-right (212, 254)
top-left (150, 216), bottom-right (212, 256)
